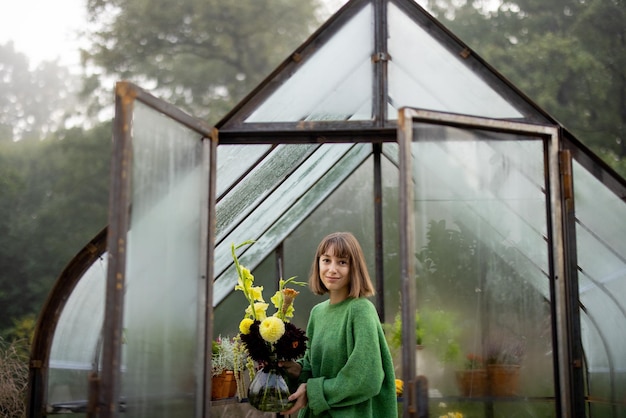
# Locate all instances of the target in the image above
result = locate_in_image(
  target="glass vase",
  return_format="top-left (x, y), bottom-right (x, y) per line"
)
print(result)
top-left (248, 363), bottom-right (294, 412)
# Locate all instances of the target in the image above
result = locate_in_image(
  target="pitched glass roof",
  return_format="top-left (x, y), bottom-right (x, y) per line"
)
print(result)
top-left (217, 0), bottom-right (548, 131)
top-left (387, 2), bottom-right (523, 119)
top-left (245, 3), bottom-right (374, 123)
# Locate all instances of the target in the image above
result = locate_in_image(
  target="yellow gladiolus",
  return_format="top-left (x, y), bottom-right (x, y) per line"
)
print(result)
top-left (250, 286), bottom-right (264, 302)
top-left (242, 267), bottom-right (254, 281)
top-left (235, 267), bottom-right (253, 291)
top-left (246, 302), bottom-right (269, 321)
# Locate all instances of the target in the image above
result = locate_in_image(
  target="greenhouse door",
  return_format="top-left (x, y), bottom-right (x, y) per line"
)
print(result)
top-left (98, 82), bottom-right (217, 418)
top-left (396, 108), bottom-right (579, 418)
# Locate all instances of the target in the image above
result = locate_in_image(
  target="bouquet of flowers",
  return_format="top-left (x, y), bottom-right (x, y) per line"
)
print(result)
top-left (231, 240), bottom-right (308, 412)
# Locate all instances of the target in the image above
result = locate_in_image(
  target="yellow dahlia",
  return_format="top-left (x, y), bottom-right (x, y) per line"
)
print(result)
top-left (239, 318), bottom-right (254, 335)
top-left (259, 316), bottom-right (285, 343)
top-left (395, 379), bottom-right (404, 396)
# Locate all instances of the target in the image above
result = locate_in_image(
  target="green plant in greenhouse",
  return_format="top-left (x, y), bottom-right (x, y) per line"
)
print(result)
top-left (386, 308), bottom-right (460, 364)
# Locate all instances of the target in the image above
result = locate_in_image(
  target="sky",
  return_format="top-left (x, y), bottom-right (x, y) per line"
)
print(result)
top-left (0, 0), bottom-right (349, 71)
top-left (0, 0), bottom-right (89, 69)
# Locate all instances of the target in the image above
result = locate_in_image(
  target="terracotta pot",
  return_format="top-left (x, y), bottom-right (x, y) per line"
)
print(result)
top-left (211, 373), bottom-right (226, 400)
top-left (487, 364), bottom-right (521, 397)
top-left (227, 371), bottom-right (237, 398)
top-left (455, 369), bottom-right (488, 397)
top-left (211, 370), bottom-right (236, 400)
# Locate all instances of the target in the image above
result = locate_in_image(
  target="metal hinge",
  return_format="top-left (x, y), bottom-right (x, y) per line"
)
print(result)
top-left (372, 52), bottom-right (391, 62)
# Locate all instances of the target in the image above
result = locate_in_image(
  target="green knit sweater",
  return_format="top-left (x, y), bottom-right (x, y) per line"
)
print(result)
top-left (295, 297), bottom-right (398, 418)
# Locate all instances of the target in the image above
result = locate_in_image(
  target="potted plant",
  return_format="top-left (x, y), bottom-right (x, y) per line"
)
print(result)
top-left (485, 337), bottom-right (525, 397)
top-left (455, 353), bottom-right (487, 397)
top-left (211, 336), bottom-right (241, 400)
top-left (386, 307), bottom-right (461, 394)
top-left (386, 308), bottom-right (461, 364)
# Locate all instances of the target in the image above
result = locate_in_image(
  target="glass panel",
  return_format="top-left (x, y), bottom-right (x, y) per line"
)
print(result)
top-left (388, 3), bottom-right (523, 120)
top-left (48, 255), bottom-right (107, 406)
top-left (122, 101), bottom-right (205, 417)
top-left (409, 124), bottom-right (555, 415)
top-left (573, 160), bottom-right (626, 409)
top-left (216, 144), bottom-right (271, 198)
top-left (216, 144), bottom-right (318, 238)
top-left (245, 3), bottom-right (374, 122)
top-left (213, 143), bottom-right (372, 306)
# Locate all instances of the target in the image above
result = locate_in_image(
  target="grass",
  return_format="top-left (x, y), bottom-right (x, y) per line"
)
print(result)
top-left (0, 337), bottom-right (29, 418)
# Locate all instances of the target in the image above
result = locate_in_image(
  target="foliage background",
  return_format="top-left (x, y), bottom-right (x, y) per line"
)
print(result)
top-left (426, 0), bottom-right (625, 176)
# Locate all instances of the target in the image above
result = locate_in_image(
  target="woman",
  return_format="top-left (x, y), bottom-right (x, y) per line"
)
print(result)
top-left (281, 232), bottom-right (397, 417)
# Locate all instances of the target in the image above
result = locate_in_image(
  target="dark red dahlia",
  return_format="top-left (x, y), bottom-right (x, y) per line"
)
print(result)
top-left (274, 322), bottom-right (307, 361)
top-left (240, 321), bottom-right (272, 363)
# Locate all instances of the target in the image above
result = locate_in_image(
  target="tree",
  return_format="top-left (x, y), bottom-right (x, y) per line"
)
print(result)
top-left (0, 143), bottom-right (26, 329)
top-left (0, 43), bottom-right (82, 142)
top-left (424, 0), bottom-right (626, 178)
top-left (0, 124), bottom-right (110, 334)
top-left (82, 0), bottom-right (324, 123)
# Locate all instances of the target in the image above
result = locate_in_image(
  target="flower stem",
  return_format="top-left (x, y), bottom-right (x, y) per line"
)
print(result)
top-left (232, 240), bottom-right (257, 320)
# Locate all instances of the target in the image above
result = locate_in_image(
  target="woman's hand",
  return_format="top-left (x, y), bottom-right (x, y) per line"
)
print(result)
top-left (278, 360), bottom-right (302, 380)
top-left (281, 383), bottom-right (307, 416)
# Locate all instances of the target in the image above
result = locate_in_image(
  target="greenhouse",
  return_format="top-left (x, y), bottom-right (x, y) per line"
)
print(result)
top-left (26, 0), bottom-right (626, 417)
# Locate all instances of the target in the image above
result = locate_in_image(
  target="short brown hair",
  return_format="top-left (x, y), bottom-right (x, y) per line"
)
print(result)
top-left (308, 232), bottom-right (375, 298)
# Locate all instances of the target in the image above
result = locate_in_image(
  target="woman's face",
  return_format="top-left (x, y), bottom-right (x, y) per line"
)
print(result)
top-left (319, 245), bottom-right (351, 302)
